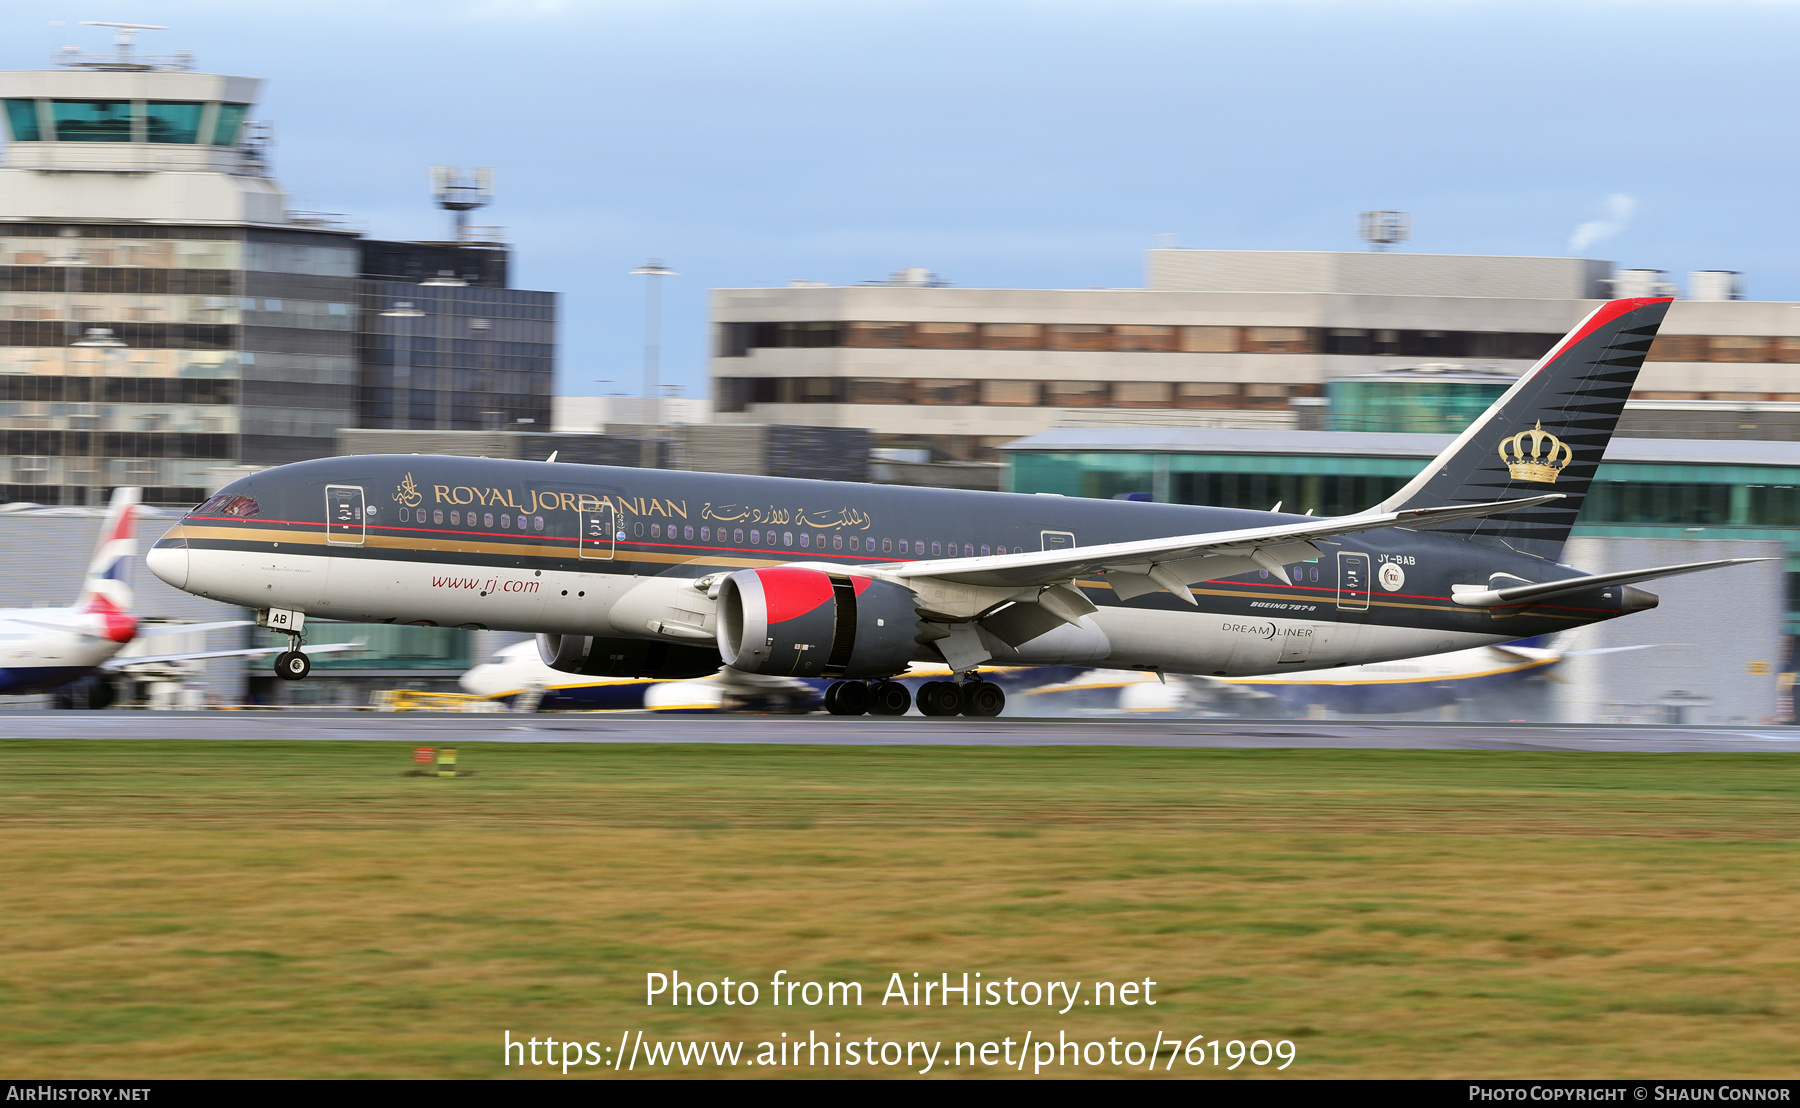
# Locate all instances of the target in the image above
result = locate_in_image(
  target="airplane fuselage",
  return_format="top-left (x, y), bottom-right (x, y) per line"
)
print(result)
top-left (0, 611), bottom-right (130, 693)
top-left (149, 455), bottom-right (1639, 679)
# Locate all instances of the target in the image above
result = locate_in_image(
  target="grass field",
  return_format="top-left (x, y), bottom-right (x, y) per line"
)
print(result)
top-left (0, 739), bottom-right (1795, 1078)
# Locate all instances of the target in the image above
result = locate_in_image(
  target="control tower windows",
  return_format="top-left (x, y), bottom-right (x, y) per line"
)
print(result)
top-left (52, 100), bottom-right (134, 142)
top-left (146, 102), bottom-right (204, 144)
top-left (2, 100), bottom-right (39, 142)
top-left (212, 104), bottom-right (248, 146)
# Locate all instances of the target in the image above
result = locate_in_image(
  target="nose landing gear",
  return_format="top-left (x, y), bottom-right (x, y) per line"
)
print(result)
top-left (273, 631), bottom-right (312, 682)
top-left (273, 649), bottom-right (312, 681)
top-left (260, 608), bottom-right (313, 682)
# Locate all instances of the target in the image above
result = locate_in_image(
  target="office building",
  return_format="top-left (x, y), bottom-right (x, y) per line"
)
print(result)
top-left (358, 239), bottom-right (554, 433)
top-left (710, 252), bottom-right (1800, 460)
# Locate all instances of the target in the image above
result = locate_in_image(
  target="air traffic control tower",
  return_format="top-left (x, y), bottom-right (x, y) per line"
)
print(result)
top-left (0, 23), bottom-right (359, 506)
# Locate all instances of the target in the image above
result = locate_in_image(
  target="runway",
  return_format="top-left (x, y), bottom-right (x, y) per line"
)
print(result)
top-left (1, 712), bottom-right (1798, 751)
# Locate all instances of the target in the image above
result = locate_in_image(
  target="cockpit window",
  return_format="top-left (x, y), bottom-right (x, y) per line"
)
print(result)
top-left (191, 493), bottom-right (261, 519)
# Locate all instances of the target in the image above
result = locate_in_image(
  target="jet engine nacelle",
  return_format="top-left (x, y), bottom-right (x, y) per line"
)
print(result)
top-left (535, 633), bottom-right (719, 679)
top-left (715, 567), bottom-right (917, 678)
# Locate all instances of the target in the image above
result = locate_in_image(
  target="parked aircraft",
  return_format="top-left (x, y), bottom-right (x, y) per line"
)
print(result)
top-left (148, 297), bottom-right (1763, 717)
top-left (456, 639), bottom-right (1080, 713)
top-left (1025, 639), bottom-right (1651, 717)
top-left (0, 487), bottom-right (354, 706)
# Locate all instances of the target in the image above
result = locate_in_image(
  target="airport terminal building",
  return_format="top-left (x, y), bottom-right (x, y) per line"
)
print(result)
top-left (710, 251), bottom-right (1800, 461)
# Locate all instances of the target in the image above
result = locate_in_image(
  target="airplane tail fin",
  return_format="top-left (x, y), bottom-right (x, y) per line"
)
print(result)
top-left (1372, 297), bottom-right (1673, 561)
top-left (77, 486), bottom-right (140, 643)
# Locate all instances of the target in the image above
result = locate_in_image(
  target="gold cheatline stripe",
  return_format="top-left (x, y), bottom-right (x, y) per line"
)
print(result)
top-left (177, 523), bottom-right (796, 570)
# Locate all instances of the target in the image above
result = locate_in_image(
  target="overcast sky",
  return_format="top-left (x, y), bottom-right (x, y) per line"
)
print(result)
top-left (5, 0), bottom-right (1798, 401)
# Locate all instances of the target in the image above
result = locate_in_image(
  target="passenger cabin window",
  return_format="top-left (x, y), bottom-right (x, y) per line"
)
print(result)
top-left (434, 510), bottom-right (443, 524)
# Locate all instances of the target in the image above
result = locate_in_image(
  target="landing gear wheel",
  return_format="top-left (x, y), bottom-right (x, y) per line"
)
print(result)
top-left (823, 680), bottom-right (843, 714)
top-left (868, 680), bottom-right (912, 716)
top-left (916, 680), bottom-right (963, 717)
top-left (962, 680), bottom-right (1006, 718)
top-left (833, 680), bottom-right (870, 716)
top-left (274, 650), bottom-right (312, 681)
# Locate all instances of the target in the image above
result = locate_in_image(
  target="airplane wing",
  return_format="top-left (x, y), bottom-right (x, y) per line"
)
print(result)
top-left (134, 620), bottom-right (251, 638)
top-left (102, 641), bottom-right (365, 671)
top-left (7, 618), bottom-right (249, 640)
top-left (875, 493), bottom-right (1564, 599)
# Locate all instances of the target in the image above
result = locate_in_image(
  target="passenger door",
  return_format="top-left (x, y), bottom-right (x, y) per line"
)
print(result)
top-left (325, 485), bottom-right (366, 546)
top-left (1041, 530), bottom-right (1075, 552)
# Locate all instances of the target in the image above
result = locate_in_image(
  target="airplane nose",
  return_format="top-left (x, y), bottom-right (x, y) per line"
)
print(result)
top-left (146, 541), bottom-right (188, 590)
top-left (1620, 585), bottom-right (1659, 613)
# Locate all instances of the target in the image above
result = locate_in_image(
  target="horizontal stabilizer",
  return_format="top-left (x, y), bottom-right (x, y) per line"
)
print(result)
top-left (1451, 558), bottom-right (1772, 609)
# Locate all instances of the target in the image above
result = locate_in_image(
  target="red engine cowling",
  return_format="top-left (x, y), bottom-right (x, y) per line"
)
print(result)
top-left (716, 567), bottom-right (918, 678)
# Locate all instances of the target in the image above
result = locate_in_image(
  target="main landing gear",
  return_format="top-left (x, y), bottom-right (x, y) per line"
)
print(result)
top-left (824, 677), bottom-right (1005, 717)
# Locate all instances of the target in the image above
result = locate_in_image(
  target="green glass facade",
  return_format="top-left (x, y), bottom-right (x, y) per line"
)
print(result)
top-left (211, 103), bottom-right (247, 146)
top-left (1326, 376), bottom-right (1511, 433)
top-left (3, 98), bottom-right (40, 141)
top-left (1009, 448), bottom-right (1800, 632)
top-left (145, 101), bottom-right (204, 144)
top-left (1, 99), bottom-right (250, 144)
top-left (51, 99), bottom-right (133, 141)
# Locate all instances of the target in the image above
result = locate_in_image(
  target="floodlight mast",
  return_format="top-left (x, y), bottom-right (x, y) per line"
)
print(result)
top-left (430, 166), bottom-right (495, 242)
top-left (1359, 210), bottom-right (1411, 252)
top-left (631, 261), bottom-right (678, 469)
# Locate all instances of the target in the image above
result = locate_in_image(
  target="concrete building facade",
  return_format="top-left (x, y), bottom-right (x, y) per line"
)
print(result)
top-left (711, 250), bottom-right (1800, 461)
top-left (0, 34), bottom-right (556, 507)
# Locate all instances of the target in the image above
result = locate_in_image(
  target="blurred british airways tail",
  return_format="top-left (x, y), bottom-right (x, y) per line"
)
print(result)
top-left (1373, 297), bottom-right (1673, 561)
top-left (77, 486), bottom-right (140, 644)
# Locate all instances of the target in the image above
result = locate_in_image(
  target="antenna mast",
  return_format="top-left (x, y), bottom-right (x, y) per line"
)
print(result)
top-left (1358, 211), bottom-right (1411, 252)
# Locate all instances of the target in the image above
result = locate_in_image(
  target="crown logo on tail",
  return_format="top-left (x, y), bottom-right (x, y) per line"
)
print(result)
top-left (1498, 421), bottom-right (1573, 484)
